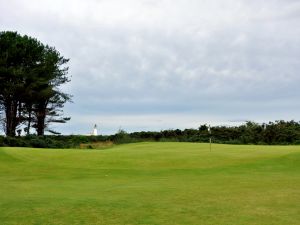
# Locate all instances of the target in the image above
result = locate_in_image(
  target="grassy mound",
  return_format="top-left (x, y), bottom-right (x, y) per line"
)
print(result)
top-left (0, 143), bottom-right (300, 225)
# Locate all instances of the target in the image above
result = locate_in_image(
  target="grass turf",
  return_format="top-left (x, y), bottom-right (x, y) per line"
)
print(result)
top-left (0, 142), bottom-right (300, 225)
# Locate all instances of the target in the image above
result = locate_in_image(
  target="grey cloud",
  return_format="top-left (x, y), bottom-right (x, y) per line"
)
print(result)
top-left (1, 0), bottom-right (299, 134)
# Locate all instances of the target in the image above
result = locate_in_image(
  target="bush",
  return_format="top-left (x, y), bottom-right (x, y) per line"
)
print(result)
top-left (1, 120), bottom-right (300, 148)
top-left (30, 138), bottom-right (47, 148)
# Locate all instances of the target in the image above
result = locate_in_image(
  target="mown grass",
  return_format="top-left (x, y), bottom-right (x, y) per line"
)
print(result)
top-left (0, 142), bottom-right (300, 225)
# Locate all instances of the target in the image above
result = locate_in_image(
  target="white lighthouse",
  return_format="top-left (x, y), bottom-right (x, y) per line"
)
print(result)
top-left (92, 124), bottom-right (98, 136)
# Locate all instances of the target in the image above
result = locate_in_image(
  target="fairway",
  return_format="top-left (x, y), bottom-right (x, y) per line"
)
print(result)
top-left (1, 143), bottom-right (300, 225)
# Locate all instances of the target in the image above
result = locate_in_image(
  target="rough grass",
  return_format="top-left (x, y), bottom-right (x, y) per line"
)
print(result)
top-left (79, 141), bottom-right (114, 149)
top-left (0, 142), bottom-right (300, 225)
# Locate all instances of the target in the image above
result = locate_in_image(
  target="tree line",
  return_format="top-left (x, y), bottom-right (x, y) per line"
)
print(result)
top-left (0, 31), bottom-right (71, 136)
top-left (1, 120), bottom-right (299, 148)
top-left (119, 120), bottom-right (300, 145)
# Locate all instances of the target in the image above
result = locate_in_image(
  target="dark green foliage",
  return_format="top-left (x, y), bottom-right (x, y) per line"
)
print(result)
top-left (0, 31), bottom-right (71, 136)
top-left (0, 120), bottom-right (300, 148)
top-left (0, 135), bottom-right (111, 148)
top-left (121, 120), bottom-right (300, 145)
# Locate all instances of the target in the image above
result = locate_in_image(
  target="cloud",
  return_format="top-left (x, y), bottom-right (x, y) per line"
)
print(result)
top-left (1, 0), bottom-right (300, 134)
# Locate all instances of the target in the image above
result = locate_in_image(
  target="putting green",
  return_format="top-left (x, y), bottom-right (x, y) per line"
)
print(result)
top-left (0, 142), bottom-right (300, 225)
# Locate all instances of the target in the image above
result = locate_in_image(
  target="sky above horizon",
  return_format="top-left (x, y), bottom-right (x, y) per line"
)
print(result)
top-left (1, 0), bottom-right (300, 135)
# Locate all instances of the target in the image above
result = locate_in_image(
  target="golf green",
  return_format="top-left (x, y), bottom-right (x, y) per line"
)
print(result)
top-left (1, 142), bottom-right (300, 225)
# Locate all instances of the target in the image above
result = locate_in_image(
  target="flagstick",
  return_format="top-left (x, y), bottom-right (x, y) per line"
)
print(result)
top-left (208, 125), bottom-right (212, 152)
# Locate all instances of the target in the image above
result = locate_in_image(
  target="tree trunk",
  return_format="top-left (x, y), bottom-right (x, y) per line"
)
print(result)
top-left (37, 113), bottom-right (45, 136)
top-left (36, 101), bottom-right (48, 136)
top-left (4, 99), bottom-right (18, 136)
top-left (26, 104), bottom-right (32, 135)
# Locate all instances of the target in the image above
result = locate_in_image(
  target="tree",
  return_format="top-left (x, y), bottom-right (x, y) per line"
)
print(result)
top-left (31, 46), bottom-right (71, 136)
top-left (0, 31), bottom-right (71, 136)
top-left (0, 31), bottom-right (40, 136)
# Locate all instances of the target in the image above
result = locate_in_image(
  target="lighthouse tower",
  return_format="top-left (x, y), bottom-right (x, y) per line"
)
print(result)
top-left (92, 124), bottom-right (98, 136)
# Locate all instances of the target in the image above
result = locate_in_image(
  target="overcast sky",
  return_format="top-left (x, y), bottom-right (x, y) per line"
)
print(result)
top-left (1, 0), bottom-right (300, 134)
